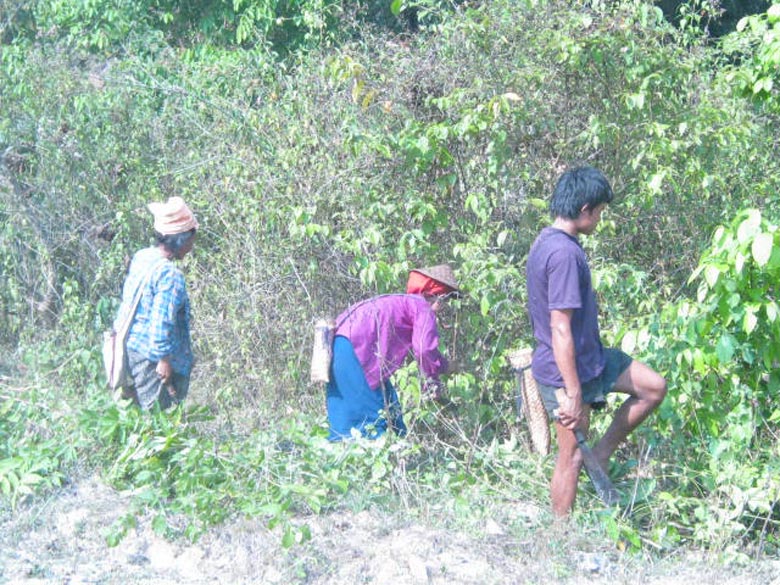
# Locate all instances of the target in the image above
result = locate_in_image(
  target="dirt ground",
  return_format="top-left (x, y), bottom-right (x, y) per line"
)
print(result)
top-left (1, 476), bottom-right (779, 584)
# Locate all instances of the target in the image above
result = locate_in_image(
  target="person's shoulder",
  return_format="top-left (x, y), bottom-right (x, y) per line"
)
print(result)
top-left (546, 229), bottom-right (583, 254)
top-left (368, 294), bottom-right (424, 314)
top-left (369, 293), bottom-right (430, 313)
top-left (531, 227), bottom-right (562, 245)
top-left (129, 247), bottom-right (157, 272)
top-left (132, 246), bottom-right (155, 262)
top-left (140, 251), bottom-right (181, 281)
top-left (343, 294), bottom-right (400, 316)
top-left (403, 294), bottom-right (436, 318)
top-left (531, 228), bottom-right (575, 256)
top-left (397, 293), bottom-right (427, 305)
top-left (547, 240), bottom-right (584, 267)
top-left (371, 293), bottom-right (415, 304)
top-left (158, 259), bottom-right (183, 279)
top-left (542, 226), bottom-right (578, 243)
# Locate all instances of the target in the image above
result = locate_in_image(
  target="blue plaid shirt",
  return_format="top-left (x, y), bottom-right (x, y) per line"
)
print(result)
top-left (116, 246), bottom-right (194, 376)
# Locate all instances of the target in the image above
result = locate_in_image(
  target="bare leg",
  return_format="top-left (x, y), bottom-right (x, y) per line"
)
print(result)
top-left (591, 360), bottom-right (666, 469)
top-left (551, 406), bottom-right (591, 517)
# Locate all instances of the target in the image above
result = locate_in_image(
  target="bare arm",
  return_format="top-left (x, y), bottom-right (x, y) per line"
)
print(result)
top-left (550, 308), bottom-right (585, 429)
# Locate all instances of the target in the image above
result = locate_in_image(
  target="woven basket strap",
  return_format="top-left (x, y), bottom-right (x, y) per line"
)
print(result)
top-left (333, 293), bottom-right (407, 330)
top-left (116, 257), bottom-right (167, 338)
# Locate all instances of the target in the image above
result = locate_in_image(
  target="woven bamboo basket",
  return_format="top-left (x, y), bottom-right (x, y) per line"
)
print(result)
top-left (507, 348), bottom-right (551, 456)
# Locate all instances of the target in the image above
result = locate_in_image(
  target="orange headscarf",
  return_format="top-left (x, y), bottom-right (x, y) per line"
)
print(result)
top-left (406, 271), bottom-right (455, 296)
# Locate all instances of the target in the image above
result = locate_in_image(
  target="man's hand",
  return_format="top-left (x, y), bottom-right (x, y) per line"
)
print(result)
top-left (423, 378), bottom-right (446, 402)
top-left (155, 357), bottom-right (173, 384)
top-left (556, 388), bottom-right (585, 430)
top-left (550, 308), bottom-right (585, 429)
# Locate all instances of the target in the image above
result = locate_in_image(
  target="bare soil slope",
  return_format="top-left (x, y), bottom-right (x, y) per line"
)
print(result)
top-left (2, 477), bottom-right (778, 584)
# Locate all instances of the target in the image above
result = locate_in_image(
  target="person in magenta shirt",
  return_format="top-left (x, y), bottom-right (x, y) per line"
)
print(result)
top-left (327, 265), bottom-right (460, 441)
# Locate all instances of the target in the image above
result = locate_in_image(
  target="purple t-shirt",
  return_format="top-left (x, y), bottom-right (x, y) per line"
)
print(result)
top-left (334, 294), bottom-right (448, 390)
top-left (526, 227), bottom-right (605, 387)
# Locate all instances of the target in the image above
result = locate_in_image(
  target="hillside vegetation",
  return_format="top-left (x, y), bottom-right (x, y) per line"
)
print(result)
top-left (2, 0), bottom-right (780, 570)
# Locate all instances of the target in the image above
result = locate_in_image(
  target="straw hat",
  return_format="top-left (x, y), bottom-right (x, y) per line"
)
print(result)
top-left (148, 196), bottom-right (198, 235)
top-left (409, 264), bottom-right (460, 293)
top-left (508, 347), bottom-right (551, 456)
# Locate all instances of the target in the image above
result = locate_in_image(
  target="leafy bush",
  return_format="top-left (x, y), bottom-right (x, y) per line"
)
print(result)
top-left (4, 0), bottom-right (424, 53)
top-left (3, 0), bottom-right (780, 558)
top-left (624, 208), bottom-right (780, 552)
top-left (722, 3), bottom-right (780, 109)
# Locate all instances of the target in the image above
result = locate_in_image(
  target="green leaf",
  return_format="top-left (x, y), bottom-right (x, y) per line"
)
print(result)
top-left (689, 263), bottom-right (704, 284)
top-left (19, 472), bottom-right (43, 487)
top-left (743, 310), bottom-right (758, 335)
top-left (716, 334), bottom-right (736, 364)
top-left (766, 302), bottom-right (779, 323)
top-left (628, 92), bottom-right (646, 110)
top-left (297, 524), bottom-right (312, 544)
top-left (735, 251), bottom-right (746, 274)
top-left (390, 0), bottom-right (403, 16)
top-left (737, 210), bottom-right (761, 244)
top-left (704, 265), bottom-right (720, 288)
top-left (281, 526), bottom-right (295, 548)
top-left (480, 296), bottom-right (490, 316)
top-left (648, 172), bottom-right (664, 194)
top-left (152, 514), bottom-right (168, 535)
top-left (621, 330), bottom-right (636, 354)
top-left (751, 232), bottom-right (773, 267)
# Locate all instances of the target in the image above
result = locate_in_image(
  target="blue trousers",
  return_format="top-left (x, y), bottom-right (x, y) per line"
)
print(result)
top-left (326, 336), bottom-right (407, 441)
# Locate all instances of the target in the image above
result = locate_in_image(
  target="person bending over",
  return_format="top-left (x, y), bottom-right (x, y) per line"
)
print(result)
top-left (327, 265), bottom-right (460, 441)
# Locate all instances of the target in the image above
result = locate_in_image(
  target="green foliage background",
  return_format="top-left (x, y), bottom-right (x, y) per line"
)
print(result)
top-left (3, 0), bottom-right (780, 559)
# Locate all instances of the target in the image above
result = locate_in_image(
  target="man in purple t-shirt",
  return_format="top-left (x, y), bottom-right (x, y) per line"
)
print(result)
top-left (526, 166), bottom-right (667, 517)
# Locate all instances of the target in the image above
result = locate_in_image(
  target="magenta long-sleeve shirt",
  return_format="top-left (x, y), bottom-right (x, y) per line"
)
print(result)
top-left (334, 294), bottom-right (448, 390)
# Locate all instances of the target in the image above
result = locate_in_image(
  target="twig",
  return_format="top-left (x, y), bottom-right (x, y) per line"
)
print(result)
top-left (43, 351), bottom-right (82, 376)
top-left (288, 258), bottom-right (312, 306)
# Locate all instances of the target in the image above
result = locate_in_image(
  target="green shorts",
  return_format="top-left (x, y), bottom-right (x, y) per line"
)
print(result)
top-left (536, 348), bottom-right (633, 417)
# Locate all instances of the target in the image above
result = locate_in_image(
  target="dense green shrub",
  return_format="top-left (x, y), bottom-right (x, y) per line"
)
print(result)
top-left (620, 208), bottom-right (780, 552)
top-left (722, 3), bottom-right (780, 111)
top-left (1, 0), bottom-right (777, 416)
top-left (3, 0), bottom-right (780, 555)
top-left (1, 0), bottom-right (439, 53)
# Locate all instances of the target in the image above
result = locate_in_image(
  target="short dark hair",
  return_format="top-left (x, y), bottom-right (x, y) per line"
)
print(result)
top-left (155, 228), bottom-right (196, 255)
top-left (550, 166), bottom-right (613, 219)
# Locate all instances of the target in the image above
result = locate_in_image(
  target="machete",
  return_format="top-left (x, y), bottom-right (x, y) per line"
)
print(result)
top-left (572, 427), bottom-right (620, 506)
top-left (553, 387), bottom-right (620, 506)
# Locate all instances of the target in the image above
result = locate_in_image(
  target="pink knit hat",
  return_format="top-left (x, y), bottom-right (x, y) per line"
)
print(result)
top-left (148, 196), bottom-right (198, 235)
